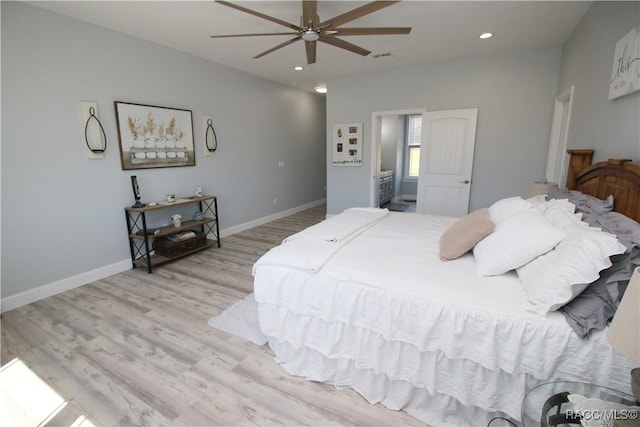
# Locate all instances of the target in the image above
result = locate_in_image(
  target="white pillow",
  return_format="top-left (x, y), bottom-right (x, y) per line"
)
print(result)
top-left (488, 196), bottom-right (532, 225)
top-left (526, 194), bottom-right (548, 210)
top-left (473, 209), bottom-right (565, 276)
top-left (517, 226), bottom-right (627, 315)
top-left (542, 200), bottom-right (586, 229)
top-left (527, 196), bottom-right (578, 216)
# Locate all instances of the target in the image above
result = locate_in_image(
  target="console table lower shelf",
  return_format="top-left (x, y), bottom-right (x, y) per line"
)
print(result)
top-left (132, 238), bottom-right (219, 269)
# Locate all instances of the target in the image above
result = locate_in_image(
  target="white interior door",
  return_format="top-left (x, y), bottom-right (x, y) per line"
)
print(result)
top-left (416, 108), bottom-right (478, 217)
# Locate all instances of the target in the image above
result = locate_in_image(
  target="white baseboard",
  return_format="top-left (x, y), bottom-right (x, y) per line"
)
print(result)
top-left (218, 199), bottom-right (326, 237)
top-left (1, 259), bottom-right (131, 313)
top-left (1, 199), bottom-right (326, 312)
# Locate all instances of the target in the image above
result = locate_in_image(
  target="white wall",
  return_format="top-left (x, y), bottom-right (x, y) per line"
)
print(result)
top-left (326, 46), bottom-right (562, 215)
top-left (558, 1), bottom-right (640, 163)
top-left (1, 2), bottom-right (326, 302)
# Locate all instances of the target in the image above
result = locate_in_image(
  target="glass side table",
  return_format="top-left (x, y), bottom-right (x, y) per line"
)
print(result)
top-left (521, 381), bottom-right (637, 427)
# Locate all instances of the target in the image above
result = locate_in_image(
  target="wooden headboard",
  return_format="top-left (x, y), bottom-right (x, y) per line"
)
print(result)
top-left (566, 151), bottom-right (640, 223)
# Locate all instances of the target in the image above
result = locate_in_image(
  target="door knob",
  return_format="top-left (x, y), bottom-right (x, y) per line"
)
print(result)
top-left (460, 179), bottom-right (470, 184)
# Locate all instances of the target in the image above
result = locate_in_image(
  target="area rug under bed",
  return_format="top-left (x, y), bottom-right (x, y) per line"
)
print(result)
top-left (207, 293), bottom-right (267, 345)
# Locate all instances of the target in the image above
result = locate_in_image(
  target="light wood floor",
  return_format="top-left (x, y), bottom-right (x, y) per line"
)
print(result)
top-left (1, 204), bottom-right (425, 427)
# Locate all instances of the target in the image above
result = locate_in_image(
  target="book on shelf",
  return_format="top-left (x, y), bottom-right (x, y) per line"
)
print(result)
top-left (135, 228), bottom-right (161, 236)
top-left (165, 231), bottom-right (197, 242)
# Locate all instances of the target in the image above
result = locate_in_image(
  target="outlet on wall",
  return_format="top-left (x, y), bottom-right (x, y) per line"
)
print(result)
top-left (273, 197), bottom-right (277, 205)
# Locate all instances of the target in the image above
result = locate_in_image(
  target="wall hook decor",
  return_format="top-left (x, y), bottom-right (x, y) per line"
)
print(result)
top-left (205, 118), bottom-right (218, 152)
top-left (85, 107), bottom-right (107, 153)
top-left (79, 101), bottom-right (106, 159)
top-left (202, 114), bottom-right (217, 156)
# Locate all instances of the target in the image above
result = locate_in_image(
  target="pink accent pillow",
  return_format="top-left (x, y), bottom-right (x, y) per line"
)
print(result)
top-left (440, 208), bottom-right (495, 261)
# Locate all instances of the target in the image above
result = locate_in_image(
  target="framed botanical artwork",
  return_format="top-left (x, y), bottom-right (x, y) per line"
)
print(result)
top-left (332, 122), bottom-right (362, 166)
top-left (115, 101), bottom-right (195, 170)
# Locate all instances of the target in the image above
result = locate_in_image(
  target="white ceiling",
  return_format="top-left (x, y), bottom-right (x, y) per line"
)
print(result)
top-left (29, 1), bottom-right (592, 93)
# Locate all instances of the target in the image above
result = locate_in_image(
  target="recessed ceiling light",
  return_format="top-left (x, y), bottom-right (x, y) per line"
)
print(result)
top-left (294, 66), bottom-right (303, 71)
top-left (314, 85), bottom-right (327, 94)
top-left (479, 32), bottom-right (493, 39)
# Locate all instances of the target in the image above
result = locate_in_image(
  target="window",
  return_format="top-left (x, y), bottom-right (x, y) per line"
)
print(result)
top-left (405, 114), bottom-right (422, 178)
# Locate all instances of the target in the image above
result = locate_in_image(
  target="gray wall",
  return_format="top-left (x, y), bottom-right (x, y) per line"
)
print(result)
top-left (558, 1), bottom-right (640, 163)
top-left (1, 2), bottom-right (326, 300)
top-left (326, 46), bottom-right (562, 215)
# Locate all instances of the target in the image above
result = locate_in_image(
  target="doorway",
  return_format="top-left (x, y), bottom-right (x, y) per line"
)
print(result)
top-left (371, 108), bottom-right (478, 217)
top-left (371, 109), bottom-right (426, 212)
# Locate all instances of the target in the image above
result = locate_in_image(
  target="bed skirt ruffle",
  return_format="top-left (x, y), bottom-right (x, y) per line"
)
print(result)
top-left (268, 336), bottom-right (518, 426)
top-left (254, 265), bottom-right (635, 426)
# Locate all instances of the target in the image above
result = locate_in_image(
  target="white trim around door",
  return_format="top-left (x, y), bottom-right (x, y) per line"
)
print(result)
top-left (545, 86), bottom-right (574, 187)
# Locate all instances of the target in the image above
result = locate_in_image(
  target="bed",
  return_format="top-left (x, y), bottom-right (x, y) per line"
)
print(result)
top-left (252, 154), bottom-right (640, 426)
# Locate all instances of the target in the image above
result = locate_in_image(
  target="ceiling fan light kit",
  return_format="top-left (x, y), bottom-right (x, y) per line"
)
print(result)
top-left (301, 30), bottom-right (320, 42)
top-left (210, 0), bottom-right (412, 65)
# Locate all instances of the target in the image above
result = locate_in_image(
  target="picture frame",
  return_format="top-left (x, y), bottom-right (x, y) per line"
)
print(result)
top-left (115, 101), bottom-right (195, 170)
top-left (332, 122), bottom-right (362, 166)
top-left (608, 28), bottom-right (640, 100)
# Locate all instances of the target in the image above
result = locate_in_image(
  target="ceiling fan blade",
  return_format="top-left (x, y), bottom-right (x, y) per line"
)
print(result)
top-left (318, 0), bottom-right (401, 29)
top-left (253, 36), bottom-right (301, 59)
top-left (211, 32), bottom-right (299, 38)
top-left (334, 27), bottom-right (411, 36)
top-left (305, 40), bottom-right (317, 64)
top-left (319, 36), bottom-right (371, 57)
top-left (302, 0), bottom-right (319, 27)
top-left (216, 0), bottom-right (301, 32)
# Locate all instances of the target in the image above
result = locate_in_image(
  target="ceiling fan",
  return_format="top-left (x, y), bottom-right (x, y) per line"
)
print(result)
top-left (210, 0), bottom-right (411, 64)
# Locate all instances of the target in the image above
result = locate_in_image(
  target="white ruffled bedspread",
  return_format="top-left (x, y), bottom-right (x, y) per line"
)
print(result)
top-left (253, 211), bottom-right (637, 426)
